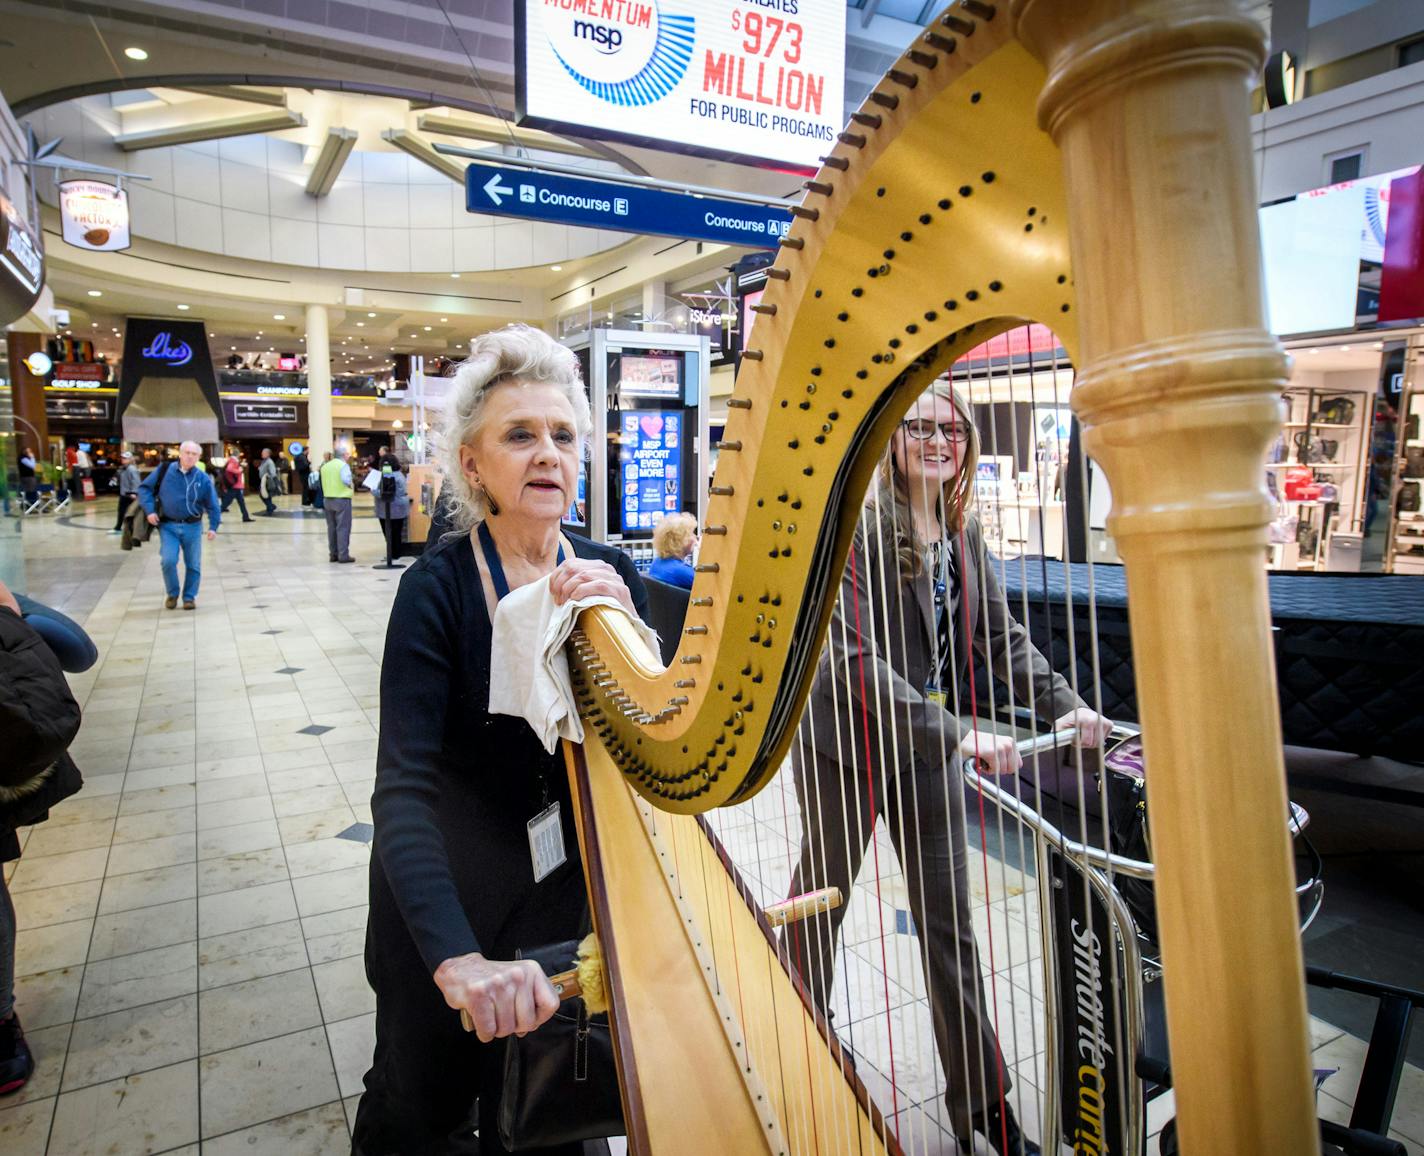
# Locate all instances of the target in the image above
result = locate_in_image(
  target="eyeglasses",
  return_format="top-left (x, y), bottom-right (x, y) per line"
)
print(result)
top-left (902, 419), bottom-right (970, 444)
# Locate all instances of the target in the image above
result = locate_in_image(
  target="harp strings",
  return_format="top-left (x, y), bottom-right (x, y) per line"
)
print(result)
top-left (653, 327), bottom-right (1140, 1153)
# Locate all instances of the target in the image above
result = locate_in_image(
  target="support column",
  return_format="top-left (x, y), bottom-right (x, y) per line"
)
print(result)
top-left (642, 280), bottom-right (666, 326)
top-left (1014, 4), bottom-right (1320, 1155)
top-left (305, 304), bottom-right (333, 460)
top-left (6, 331), bottom-right (49, 449)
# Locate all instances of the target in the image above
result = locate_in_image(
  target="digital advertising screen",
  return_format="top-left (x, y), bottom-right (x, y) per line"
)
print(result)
top-left (616, 353), bottom-right (683, 401)
top-left (515, 0), bottom-right (846, 172)
top-left (617, 409), bottom-right (684, 535)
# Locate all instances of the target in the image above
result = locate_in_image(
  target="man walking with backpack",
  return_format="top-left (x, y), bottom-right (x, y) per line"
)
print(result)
top-left (138, 441), bottom-right (221, 610)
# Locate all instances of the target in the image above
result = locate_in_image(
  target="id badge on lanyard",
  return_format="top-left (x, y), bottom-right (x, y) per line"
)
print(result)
top-left (925, 686), bottom-right (948, 708)
top-left (480, 522), bottom-right (571, 883)
top-left (527, 802), bottom-right (567, 883)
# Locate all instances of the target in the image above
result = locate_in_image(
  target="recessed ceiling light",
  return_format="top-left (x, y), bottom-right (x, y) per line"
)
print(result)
top-left (124, 46), bottom-right (148, 61)
top-left (367, 312), bottom-right (376, 318)
top-left (176, 303), bottom-right (189, 310)
top-left (87, 289), bottom-right (102, 297)
top-left (440, 317), bottom-right (448, 322)
top-left (423, 325), bottom-right (432, 331)
top-left (451, 273), bottom-right (460, 278)
top-left (410, 333), bottom-right (417, 338)
top-left (551, 265), bottom-right (562, 272)
top-left (356, 322), bottom-right (364, 327)
top-left (273, 313), bottom-right (285, 321)
top-left (1341, 345), bottom-right (1352, 352)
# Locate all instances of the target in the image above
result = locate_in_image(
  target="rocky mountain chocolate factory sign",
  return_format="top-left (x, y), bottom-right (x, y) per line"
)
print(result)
top-left (60, 180), bottom-right (131, 252)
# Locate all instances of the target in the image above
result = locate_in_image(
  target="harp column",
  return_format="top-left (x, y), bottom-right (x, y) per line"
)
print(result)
top-left (1014, 4), bottom-right (1320, 1156)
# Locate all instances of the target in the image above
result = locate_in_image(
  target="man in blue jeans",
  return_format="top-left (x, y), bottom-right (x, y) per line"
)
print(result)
top-left (137, 441), bottom-right (221, 610)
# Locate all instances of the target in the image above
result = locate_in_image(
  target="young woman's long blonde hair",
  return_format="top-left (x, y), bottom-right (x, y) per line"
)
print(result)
top-left (874, 380), bottom-right (980, 578)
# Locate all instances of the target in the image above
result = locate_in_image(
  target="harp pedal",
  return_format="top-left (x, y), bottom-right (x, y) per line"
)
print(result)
top-left (763, 887), bottom-right (843, 928)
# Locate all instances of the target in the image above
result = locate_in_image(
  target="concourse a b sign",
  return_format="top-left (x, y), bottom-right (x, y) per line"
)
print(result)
top-left (466, 161), bottom-right (792, 249)
top-left (516, 0), bottom-right (846, 173)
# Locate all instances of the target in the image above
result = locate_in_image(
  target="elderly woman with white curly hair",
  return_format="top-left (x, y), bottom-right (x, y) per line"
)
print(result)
top-left (353, 325), bottom-right (647, 1156)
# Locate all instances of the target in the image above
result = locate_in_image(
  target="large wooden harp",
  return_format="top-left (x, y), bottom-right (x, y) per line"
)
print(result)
top-left (563, 3), bottom-right (1321, 1154)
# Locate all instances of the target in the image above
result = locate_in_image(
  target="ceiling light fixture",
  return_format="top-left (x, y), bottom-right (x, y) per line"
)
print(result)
top-left (124, 46), bottom-right (148, 61)
top-left (551, 265), bottom-right (562, 272)
top-left (451, 273), bottom-right (460, 278)
top-left (356, 322), bottom-right (364, 327)
top-left (423, 325), bottom-right (432, 331)
top-left (439, 317), bottom-right (448, 322)
top-left (176, 304), bottom-right (190, 310)
top-left (87, 289), bottom-right (102, 297)
top-left (273, 313), bottom-right (285, 321)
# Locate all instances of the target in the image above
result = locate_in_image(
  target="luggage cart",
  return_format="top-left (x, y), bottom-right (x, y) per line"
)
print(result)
top-left (964, 727), bottom-right (1360, 1156)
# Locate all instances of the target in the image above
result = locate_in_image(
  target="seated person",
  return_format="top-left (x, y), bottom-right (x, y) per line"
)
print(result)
top-left (648, 512), bottom-right (697, 589)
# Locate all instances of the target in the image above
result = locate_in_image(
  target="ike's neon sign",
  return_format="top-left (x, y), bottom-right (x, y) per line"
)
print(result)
top-left (141, 331), bottom-right (194, 368)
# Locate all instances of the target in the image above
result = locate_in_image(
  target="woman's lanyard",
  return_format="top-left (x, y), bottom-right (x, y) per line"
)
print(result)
top-left (477, 520), bottom-right (566, 602)
top-left (477, 520), bottom-right (571, 881)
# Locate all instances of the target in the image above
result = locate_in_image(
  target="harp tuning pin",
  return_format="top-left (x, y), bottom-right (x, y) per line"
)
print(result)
top-left (850, 111), bottom-right (882, 128)
top-left (789, 205), bottom-right (819, 221)
top-left (819, 155), bottom-right (849, 171)
top-left (751, 302), bottom-right (777, 315)
top-left (803, 179), bottom-right (834, 196)
top-left (941, 13), bottom-right (975, 34)
top-left (837, 131), bottom-right (866, 147)
top-left (924, 30), bottom-right (956, 52)
top-left (727, 397), bottom-right (753, 410)
top-left (962, 0), bottom-right (996, 19)
top-left (870, 91), bottom-right (899, 110)
top-left (765, 266), bottom-right (791, 281)
top-left (888, 69), bottom-right (918, 88)
top-left (781, 236), bottom-right (805, 250)
top-left (684, 625), bottom-right (709, 635)
top-left (718, 441), bottom-right (742, 452)
top-left (908, 49), bottom-right (937, 68)
top-left (703, 525), bottom-right (728, 535)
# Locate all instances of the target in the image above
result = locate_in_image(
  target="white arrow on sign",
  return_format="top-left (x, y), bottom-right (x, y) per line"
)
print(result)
top-left (484, 173), bottom-right (513, 206)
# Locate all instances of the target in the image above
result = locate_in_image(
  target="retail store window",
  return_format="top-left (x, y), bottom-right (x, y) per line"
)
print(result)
top-left (1327, 150), bottom-right (1364, 185)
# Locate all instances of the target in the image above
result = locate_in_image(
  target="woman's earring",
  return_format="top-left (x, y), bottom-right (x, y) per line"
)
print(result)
top-left (480, 484), bottom-right (500, 517)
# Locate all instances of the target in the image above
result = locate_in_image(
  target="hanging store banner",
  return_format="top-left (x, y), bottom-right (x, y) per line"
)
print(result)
top-left (59, 180), bottom-right (131, 252)
top-left (0, 191), bottom-right (43, 325)
top-left (515, 0), bottom-right (845, 173)
top-left (119, 316), bottom-right (220, 417)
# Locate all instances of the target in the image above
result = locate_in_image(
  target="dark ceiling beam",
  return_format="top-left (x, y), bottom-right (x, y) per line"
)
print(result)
top-left (171, 85), bottom-right (290, 106)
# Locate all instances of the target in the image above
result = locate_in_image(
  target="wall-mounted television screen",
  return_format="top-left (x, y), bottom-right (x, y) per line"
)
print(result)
top-left (615, 353), bottom-right (683, 401)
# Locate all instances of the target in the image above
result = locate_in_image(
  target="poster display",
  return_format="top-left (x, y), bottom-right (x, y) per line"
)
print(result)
top-left (59, 181), bottom-right (131, 252)
top-left (618, 409), bottom-right (683, 533)
top-left (516, 0), bottom-right (846, 172)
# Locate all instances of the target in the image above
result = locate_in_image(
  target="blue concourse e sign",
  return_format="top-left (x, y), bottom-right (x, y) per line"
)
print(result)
top-left (464, 161), bottom-right (792, 250)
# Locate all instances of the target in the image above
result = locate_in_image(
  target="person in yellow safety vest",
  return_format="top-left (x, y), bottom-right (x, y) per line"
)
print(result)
top-left (320, 446), bottom-right (356, 563)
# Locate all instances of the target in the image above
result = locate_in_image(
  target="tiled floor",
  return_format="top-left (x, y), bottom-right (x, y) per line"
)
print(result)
top-left (3, 498), bottom-right (388, 1155)
top-left (2, 496), bottom-right (1419, 1155)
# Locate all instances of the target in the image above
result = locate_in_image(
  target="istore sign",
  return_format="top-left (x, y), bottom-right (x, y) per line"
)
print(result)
top-left (516, 0), bottom-right (846, 172)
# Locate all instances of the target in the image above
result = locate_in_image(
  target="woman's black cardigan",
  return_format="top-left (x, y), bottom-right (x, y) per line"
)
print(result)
top-left (369, 530), bottom-right (649, 975)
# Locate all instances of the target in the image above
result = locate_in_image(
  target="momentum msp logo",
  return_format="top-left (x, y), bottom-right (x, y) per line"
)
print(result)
top-left (540, 1), bottom-right (695, 108)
